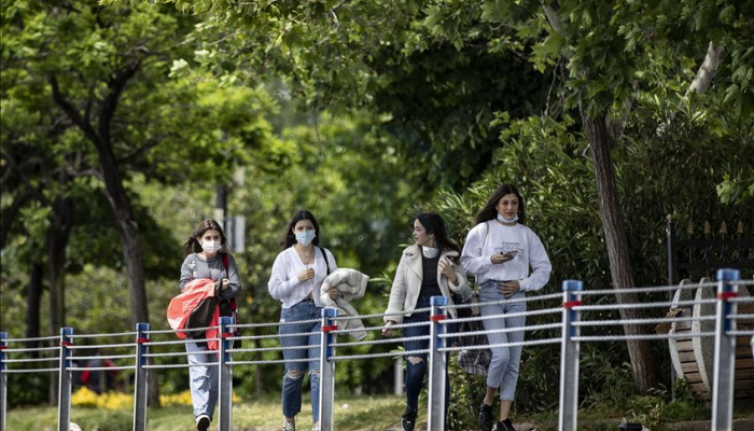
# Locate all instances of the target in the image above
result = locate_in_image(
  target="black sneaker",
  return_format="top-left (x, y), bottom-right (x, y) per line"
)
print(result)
top-left (493, 419), bottom-right (516, 431)
top-left (196, 414), bottom-right (210, 431)
top-left (402, 407), bottom-right (418, 431)
top-left (478, 403), bottom-right (494, 431)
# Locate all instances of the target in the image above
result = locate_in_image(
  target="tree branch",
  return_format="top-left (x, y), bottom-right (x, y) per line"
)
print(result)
top-left (541, 2), bottom-right (566, 38)
top-left (657, 41), bottom-right (724, 136)
top-left (117, 139), bottom-right (160, 165)
top-left (686, 41), bottom-right (723, 96)
top-left (99, 60), bottom-right (141, 145)
top-left (49, 75), bottom-right (101, 145)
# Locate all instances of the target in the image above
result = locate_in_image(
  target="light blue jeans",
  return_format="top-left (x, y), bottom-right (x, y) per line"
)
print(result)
top-left (479, 281), bottom-right (526, 401)
top-left (186, 341), bottom-right (219, 420)
top-left (279, 300), bottom-right (322, 423)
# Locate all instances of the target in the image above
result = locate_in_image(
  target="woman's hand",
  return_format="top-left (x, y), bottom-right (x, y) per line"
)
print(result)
top-left (297, 268), bottom-right (315, 282)
top-left (498, 280), bottom-right (520, 298)
top-left (221, 279), bottom-right (230, 290)
top-left (381, 320), bottom-right (395, 337)
top-left (490, 252), bottom-right (515, 265)
top-left (439, 257), bottom-right (458, 284)
top-left (328, 287), bottom-right (338, 300)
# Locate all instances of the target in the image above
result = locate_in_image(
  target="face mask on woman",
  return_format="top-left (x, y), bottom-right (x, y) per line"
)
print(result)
top-left (201, 240), bottom-right (222, 253)
top-left (422, 246), bottom-right (440, 259)
top-left (497, 213), bottom-right (519, 224)
top-left (295, 230), bottom-right (316, 247)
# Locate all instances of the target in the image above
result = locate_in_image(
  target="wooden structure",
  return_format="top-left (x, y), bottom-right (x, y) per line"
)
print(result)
top-left (667, 216), bottom-right (754, 399)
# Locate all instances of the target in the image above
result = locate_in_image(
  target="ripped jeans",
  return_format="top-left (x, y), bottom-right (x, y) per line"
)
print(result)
top-left (279, 300), bottom-right (322, 422)
top-left (402, 295), bottom-right (454, 415)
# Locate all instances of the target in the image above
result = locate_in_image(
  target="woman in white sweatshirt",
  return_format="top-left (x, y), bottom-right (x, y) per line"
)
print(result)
top-left (461, 184), bottom-right (551, 431)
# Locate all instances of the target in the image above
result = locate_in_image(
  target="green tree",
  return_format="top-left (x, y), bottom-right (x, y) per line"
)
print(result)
top-left (154, 0), bottom-right (753, 394)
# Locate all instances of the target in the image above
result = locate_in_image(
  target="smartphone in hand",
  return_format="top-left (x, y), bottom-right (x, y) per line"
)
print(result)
top-left (503, 250), bottom-right (519, 258)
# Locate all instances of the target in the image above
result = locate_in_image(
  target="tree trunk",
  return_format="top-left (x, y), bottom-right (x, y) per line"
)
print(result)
top-left (26, 263), bottom-right (44, 353)
top-left (50, 66), bottom-right (159, 405)
top-left (46, 192), bottom-right (73, 331)
top-left (93, 133), bottom-right (162, 405)
top-left (581, 106), bottom-right (660, 394)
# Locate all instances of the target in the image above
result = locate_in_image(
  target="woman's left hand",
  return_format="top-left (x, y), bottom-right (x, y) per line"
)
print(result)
top-left (439, 257), bottom-right (458, 284)
top-left (328, 287), bottom-right (338, 300)
top-left (221, 279), bottom-right (230, 290)
top-left (498, 280), bottom-right (520, 298)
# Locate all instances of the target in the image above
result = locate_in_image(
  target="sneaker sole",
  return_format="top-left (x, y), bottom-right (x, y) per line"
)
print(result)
top-left (197, 416), bottom-right (210, 431)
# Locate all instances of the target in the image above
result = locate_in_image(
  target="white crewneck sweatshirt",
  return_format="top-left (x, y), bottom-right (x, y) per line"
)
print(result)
top-left (461, 220), bottom-right (551, 292)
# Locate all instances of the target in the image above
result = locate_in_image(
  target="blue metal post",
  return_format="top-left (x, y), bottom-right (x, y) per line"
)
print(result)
top-left (218, 316), bottom-right (234, 431)
top-left (712, 269), bottom-right (741, 431)
top-left (428, 295), bottom-right (448, 431)
top-left (57, 327), bottom-right (73, 431)
top-left (319, 307), bottom-right (338, 431)
top-left (559, 280), bottom-right (583, 431)
top-left (133, 323), bottom-right (149, 431)
top-left (0, 332), bottom-right (7, 431)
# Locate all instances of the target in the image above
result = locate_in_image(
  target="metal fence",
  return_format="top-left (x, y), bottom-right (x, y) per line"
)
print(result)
top-left (1, 268), bottom-right (753, 431)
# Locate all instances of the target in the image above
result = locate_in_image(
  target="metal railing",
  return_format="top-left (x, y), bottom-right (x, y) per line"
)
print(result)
top-left (1, 269), bottom-right (753, 431)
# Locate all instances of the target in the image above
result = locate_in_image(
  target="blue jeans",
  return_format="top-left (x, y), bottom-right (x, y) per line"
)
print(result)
top-left (479, 281), bottom-right (526, 400)
top-left (279, 301), bottom-right (322, 422)
top-left (186, 341), bottom-right (219, 420)
top-left (403, 295), bottom-right (453, 420)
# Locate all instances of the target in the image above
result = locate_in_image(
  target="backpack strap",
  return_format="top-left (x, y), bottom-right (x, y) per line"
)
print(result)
top-left (221, 253), bottom-right (229, 279)
top-left (319, 246), bottom-right (331, 275)
top-left (219, 253), bottom-right (237, 312)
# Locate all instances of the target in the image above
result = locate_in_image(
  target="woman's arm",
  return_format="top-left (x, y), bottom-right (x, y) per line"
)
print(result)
top-left (518, 231), bottom-right (552, 292)
top-left (219, 254), bottom-right (242, 300)
top-left (268, 253), bottom-right (298, 300)
top-left (446, 263), bottom-right (472, 301)
top-left (384, 254), bottom-right (408, 324)
top-left (461, 224), bottom-right (493, 275)
top-left (179, 255), bottom-right (194, 291)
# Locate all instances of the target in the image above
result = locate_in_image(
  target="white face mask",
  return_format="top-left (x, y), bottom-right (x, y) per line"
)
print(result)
top-left (201, 240), bottom-right (222, 254)
top-left (422, 246), bottom-right (440, 259)
top-left (295, 230), bottom-right (316, 247)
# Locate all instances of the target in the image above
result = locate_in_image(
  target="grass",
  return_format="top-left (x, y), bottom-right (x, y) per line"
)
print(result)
top-left (8, 394), bottom-right (754, 431)
top-left (6, 394), bottom-right (407, 431)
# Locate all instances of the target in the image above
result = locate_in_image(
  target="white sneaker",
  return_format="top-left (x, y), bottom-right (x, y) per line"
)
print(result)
top-left (283, 419), bottom-right (296, 431)
top-left (196, 414), bottom-right (210, 431)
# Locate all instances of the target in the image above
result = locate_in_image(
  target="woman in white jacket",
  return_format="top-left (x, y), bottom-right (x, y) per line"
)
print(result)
top-left (382, 212), bottom-right (470, 431)
top-left (461, 184), bottom-right (551, 431)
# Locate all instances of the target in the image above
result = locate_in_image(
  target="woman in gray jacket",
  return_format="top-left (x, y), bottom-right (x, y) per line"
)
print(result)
top-left (382, 212), bottom-right (471, 431)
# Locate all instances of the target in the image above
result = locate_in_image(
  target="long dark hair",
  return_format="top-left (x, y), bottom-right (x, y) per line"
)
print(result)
top-left (283, 210), bottom-right (321, 249)
top-left (474, 183), bottom-right (527, 225)
top-left (182, 219), bottom-right (227, 257)
top-left (415, 212), bottom-right (461, 254)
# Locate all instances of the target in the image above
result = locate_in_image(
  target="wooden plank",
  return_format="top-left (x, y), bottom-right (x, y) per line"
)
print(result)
top-left (677, 340), bottom-right (694, 351)
top-left (682, 362), bottom-right (700, 373)
top-left (735, 391), bottom-right (754, 399)
top-left (736, 358), bottom-right (754, 369)
top-left (686, 372), bottom-right (703, 383)
top-left (735, 369), bottom-right (754, 379)
top-left (734, 379), bottom-right (754, 390)
top-left (680, 351), bottom-right (697, 362)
